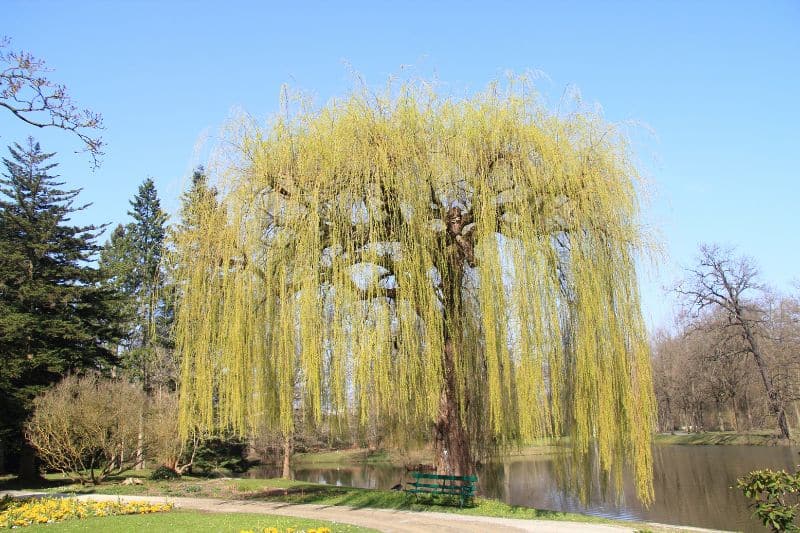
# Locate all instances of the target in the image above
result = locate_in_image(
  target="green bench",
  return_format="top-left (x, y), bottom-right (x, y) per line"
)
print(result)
top-left (405, 471), bottom-right (478, 507)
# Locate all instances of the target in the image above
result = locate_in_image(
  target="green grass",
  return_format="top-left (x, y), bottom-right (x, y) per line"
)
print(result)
top-left (654, 430), bottom-right (788, 446)
top-left (228, 483), bottom-right (695, 531)
top-left (21, 509), bottom-right (374, 532)
top-left (2, 475), bottom-right (690, 531)
top-left (228, 479), bottom-right (611, 523)
top-left (6, 475), bottom-right (615, 524)
top-left (294, 449), bottom-right (375, 465)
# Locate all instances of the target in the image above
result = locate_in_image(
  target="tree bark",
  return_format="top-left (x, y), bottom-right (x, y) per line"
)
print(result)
top-left (281, 433), bottom-right (293, 479)
top-left (431, 205), bottom-right (475, 476)
top-left (434, 338), bottom-right (472, 476)
top-left (135, 411), bottom-right (145, 470)
top-left (744, 389), bottom-right (754, 430)
top-left (794, 401), bottom-right (800, 433)
top-left (730, 396), bottom-right (739, 432)
top-left (741, 320), bottom-right (791, 440)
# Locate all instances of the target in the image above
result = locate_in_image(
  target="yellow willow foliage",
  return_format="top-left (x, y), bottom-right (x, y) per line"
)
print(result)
top-left (173, 79), bottom-right (656, 503)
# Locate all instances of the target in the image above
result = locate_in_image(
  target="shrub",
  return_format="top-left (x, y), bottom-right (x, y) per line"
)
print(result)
top-left (194, 435), bottom-right (250, 474)
top-left (150, 465), bottom-right (181, 481)
top-left (25, 373), bottom-right (147, 484)
top-left (738, 467), bottom-right (800, 532)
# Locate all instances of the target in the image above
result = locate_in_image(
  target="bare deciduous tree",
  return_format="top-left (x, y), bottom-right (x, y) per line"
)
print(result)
top-left (146, 391), bottom-right (198, 475)
top-left (25, 374), bottom-right (145, 484)
top-left (0, 37), bottom-right (103, 167)
top-left (677, 244), bottom-right (791, 439)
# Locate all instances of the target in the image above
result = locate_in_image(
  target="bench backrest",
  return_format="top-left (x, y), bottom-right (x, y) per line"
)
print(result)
top-left (410, 472), bottom-right (478, 483)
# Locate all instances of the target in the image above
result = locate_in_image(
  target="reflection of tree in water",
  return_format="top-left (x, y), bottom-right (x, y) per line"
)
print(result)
top-left (648, 445), bottom-right (800, 532)
top-left (291, 465), bottom-right (405, 490)
top-left (245, 445), bottom-right (799, 532)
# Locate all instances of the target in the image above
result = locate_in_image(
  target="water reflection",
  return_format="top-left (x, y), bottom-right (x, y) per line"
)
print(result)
top-left (248, 444), bottom-right (799, 532)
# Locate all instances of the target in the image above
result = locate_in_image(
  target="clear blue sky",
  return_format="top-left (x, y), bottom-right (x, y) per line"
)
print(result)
top-left (4, 1), bottom-right (799, 331)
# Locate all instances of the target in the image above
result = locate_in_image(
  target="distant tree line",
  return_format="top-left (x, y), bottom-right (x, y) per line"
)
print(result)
top-left (653, 245), bottom-right (799, 439)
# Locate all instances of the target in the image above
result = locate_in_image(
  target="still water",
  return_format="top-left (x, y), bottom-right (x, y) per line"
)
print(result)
top-left (250, 444), bottom-right (799, 532)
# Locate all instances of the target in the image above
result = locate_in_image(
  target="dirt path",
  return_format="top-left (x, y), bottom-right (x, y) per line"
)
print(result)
top-left (2, 491), bottom-right (722, 532)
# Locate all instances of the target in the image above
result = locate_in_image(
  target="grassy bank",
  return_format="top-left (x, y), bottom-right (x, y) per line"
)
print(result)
top-left (654, 430), bottom-right (792, 446)
top-left (227, 479), bottom-right (608, 523)
top-left (21, 509), bottom-right (373, 532)
top-left (294, 448), bottom-right (397, 466)
top-left (4, 474), bottom-right (613, 525)
top-left (294, 442), bottom-right (563, 468)
top-left (2, 474), bottom-right (697, 531)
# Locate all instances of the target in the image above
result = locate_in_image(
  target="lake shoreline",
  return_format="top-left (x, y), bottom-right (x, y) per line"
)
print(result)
top-left (289, 431), bottom-right (796, 470)
top-left (653, 431), bottom-right (797, 446)
top-left (5, 440), bottom-right (797, 531)
top-left (2, 479), bottom-right (711, 533)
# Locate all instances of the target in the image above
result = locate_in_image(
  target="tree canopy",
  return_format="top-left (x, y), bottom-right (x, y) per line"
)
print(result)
top-left (173, 80), bottom-right (656, 502)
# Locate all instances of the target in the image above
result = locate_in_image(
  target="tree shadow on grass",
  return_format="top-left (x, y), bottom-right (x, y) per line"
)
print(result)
top-left (250, 485), bottom-right (588, 521)
top-left (0, 475), bottom-right (74, 492)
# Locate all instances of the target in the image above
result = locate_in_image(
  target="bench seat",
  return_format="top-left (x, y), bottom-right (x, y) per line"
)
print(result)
top-left (405, 471), bottom-right (478, 507)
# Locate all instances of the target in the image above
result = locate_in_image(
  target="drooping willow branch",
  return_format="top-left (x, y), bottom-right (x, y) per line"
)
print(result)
top-left (172, 79), bottom-right (657, 503)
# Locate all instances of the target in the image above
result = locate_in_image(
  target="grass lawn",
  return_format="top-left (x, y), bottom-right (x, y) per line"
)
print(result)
top-left (226, 479), bottom-right (612, 523)
top-left (1, 475), bottom-right (691, 531)
top-left (21, 509), bottom-right (374, 532)
top-left (3, 473), bottom-right (616, 524)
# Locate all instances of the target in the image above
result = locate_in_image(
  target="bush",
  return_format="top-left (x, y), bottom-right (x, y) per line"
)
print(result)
top-left (150, 465), bottom-right (181, 481)
top-left (194, 436), bottom-right (250, 474)
top-left (25, 373), bottom-right (147, 484)
top-left (738, 467), bottom-right (800, 532)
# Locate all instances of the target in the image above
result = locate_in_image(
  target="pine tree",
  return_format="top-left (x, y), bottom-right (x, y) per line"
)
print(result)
top-left (99, 225), bottom-right (137, 357)
top-left (101, 178), bottom-right (170, 392)
top-left (176, 167), bottom-right (218, 235)
top-left (0, 138), bottom-right (121, 477)
top-left (101, 224), bottom-right (137, 296)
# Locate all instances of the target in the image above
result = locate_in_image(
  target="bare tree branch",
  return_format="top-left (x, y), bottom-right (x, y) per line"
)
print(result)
top-left (1, 37), bottom-right (104, 168)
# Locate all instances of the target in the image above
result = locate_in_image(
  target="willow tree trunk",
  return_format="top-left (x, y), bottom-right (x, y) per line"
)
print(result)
top-left (434, 337), bottom-right (472, 476)
top-left (433, 211), bottom-right (474, 477)
top-left (281, 433), bottom-right (293, 479)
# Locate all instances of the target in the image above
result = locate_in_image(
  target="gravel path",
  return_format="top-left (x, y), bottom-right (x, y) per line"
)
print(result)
top-left (2, 491), bottom-right (723, 532)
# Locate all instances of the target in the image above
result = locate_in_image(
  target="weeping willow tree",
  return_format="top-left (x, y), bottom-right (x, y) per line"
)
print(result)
top-left (173, 78), bottom-right (656, 502)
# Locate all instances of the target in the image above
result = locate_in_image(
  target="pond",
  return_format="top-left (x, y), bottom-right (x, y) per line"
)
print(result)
top-left (249, 444), bottom-right (799, 532)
